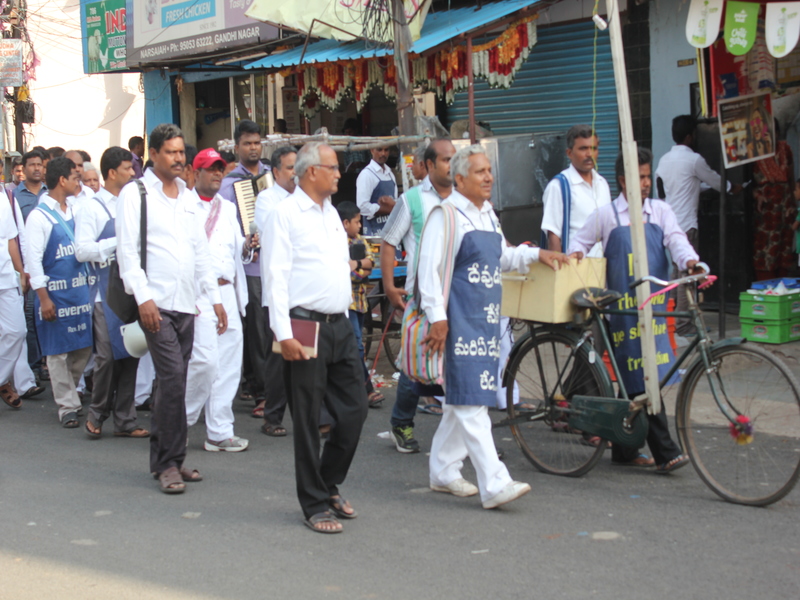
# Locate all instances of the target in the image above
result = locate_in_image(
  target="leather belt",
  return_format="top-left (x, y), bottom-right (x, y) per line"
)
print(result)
top-left (290, 307), bottom-right (344, 323)
top-left (217, 278), bottom-right (231, 286)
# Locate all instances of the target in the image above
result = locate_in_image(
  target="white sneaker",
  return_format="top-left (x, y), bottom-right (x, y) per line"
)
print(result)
top-left (430, 478), bottom-right (479, 497)
top-left (204, 436), bottom-right (249, 452)
top-left (482, 481), bottom-right (531, 509)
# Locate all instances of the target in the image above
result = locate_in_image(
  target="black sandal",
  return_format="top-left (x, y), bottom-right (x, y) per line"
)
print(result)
top-left (329, 495), bottom-right (357, 519)
top-left (304, 511), bottom-right (342, 534)
top-left (261, 423), bottom-right (287, 437)
top-left (61, 411), bottom-right (79, 428)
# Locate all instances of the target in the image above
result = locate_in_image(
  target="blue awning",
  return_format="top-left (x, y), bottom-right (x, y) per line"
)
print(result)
top-left (244, 0), bottom-right (542, 71)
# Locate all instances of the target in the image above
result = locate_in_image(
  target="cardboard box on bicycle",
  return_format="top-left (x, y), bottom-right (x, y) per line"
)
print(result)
top-left (501, 257), bottom-right (607, 323)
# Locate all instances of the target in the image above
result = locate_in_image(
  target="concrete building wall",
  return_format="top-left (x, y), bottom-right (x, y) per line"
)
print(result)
top-left (24, 1), bottom-right (144, 160)
top-left (649, 0), bottom-right (700, 162)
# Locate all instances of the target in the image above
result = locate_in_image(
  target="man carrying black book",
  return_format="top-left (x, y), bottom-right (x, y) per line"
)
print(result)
top-left (262, 142), bottom-right (368, 534)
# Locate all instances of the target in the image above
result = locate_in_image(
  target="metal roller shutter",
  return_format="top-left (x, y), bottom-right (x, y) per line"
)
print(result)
top-left (446, 20), bottom-right (620, 184)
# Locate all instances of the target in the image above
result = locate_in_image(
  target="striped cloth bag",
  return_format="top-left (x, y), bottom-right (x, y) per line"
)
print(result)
top-left (398, 203), bottom-right (459, 385)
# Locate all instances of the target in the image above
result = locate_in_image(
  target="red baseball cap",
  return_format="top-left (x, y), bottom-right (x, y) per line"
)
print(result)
top-left (194, 148), bottom-right (226, 170)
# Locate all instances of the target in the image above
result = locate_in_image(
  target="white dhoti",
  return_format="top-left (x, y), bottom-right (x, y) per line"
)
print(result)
top-left (185, 284), bottom-right (242, 442)
top-left (10, 291), bottom-right (36, 393)
top-left (429, 402), bottom-right (513, 503)
top-left (134, 352), bottom-right (154, 406)
top-left (0, 287), bottom-right (26, 385)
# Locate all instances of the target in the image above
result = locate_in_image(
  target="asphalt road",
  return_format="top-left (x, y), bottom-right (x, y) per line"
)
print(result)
top-left (1, 381), bottom-right (798, 600)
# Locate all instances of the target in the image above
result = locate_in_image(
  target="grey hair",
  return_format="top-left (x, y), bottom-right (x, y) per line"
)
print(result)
top-left (294, 142), bottom-right (325, 178)
top-left (413, 144), bottom-right (427, 161)
top-left (450, 144), bottom-right (486, 181)
top-left (83, 162), bottom-right (98, 173)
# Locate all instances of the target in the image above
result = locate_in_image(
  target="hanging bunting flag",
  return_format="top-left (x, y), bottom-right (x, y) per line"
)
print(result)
top-left (686, 0), bottom-right (724, 48)
top-left (766, 2), bottom-right (800, 57)
top-left (725, 2), bottom-right (761, 55)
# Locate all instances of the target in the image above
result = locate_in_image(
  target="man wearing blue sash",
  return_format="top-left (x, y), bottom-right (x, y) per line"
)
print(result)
top-left (569, 148), bottom-right (698, 474)
top-left (25, 157), bottom-right (93, 428)
top-left (417, 146), bottom-right (569, 508)
top-left (75, 146), bottom-right (149, 440)
top-left (356, 146), bottom-right (397, 235)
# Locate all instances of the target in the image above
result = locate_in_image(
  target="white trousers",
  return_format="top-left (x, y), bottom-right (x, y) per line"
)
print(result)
top-left (185, 285), bottom-right (242, 442)
top-left (5, 290), bottom-right (36, 393)
top-left (0, 287), bottom-right (26, 385)
top-left (495, 316), bottom-right (520, 410)
top-left (429, 402), bottom-right (513, 502)
top-left (134, 352), bottom-right (154, 405)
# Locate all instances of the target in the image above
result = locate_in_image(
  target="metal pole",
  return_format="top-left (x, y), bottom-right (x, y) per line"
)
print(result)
top-left (605, 0), bottom-right (661, 413)
top-left (467, 35), bottom-right (476, 144)
top-left (392, 0), bottom-right (416, 153)
top-left (718, 166), bottom-right (727, 338)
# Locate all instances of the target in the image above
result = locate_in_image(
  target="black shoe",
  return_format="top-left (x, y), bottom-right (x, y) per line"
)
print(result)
top-left (391, 426), bottom-right (420, 454)
top-left (136, 398), bottom-right (153, 412)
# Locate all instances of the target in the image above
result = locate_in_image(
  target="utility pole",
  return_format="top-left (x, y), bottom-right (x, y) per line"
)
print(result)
top-left (605, 0), bottom-right (661, 414)
top-left (391, 0), bottom-right (415, 153)
top-left (11, 0), bottom-right (24, 152)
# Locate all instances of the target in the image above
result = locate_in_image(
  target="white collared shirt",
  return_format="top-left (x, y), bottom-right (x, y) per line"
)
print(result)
top-left (356, 159), bottom-right (397, 220)
top-left (67, 183), bottom-right (95, 216)
top-left (654, 144), bottom-right (725, 233)
top-left (254, 182), bottom-right (291, 236)
top-left (381, 176), bottom-right (449, 291)
top-left (0, 197), bottom-right (19, 289)
top-left (541, 164), bottom-right (611, 258)
top-left (75, 187), bottom-right (118, 302)
top-left (263, 184), bottom-right (351, 341)
top-left (116, 169), bottom-right (221, 313)
top-left (417, 190), bottom-right (540, 323)
top-left (25, 194), bottom-right (75, 290)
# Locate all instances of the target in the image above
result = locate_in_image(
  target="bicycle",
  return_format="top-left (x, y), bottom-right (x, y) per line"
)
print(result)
top-left (497, 268), bottom-right (800, 506)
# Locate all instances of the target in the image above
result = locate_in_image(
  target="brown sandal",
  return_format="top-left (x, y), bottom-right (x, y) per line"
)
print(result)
top-left (179, 467), bottom-right (203, 482)
top-left (114, 427), bottom-right (150, 438)
top-left (0, 381), bottom-right (21, 409)
top-left (158, 467), bottom-right (185, 494)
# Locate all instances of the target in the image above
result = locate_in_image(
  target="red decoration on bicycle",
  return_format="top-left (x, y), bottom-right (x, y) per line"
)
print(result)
top-left (729, 414), bottom-right (754, 445)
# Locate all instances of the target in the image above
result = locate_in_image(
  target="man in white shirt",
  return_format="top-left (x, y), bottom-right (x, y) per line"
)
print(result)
top-left (117, 124), bottom-right (226, 494)
top-left (254, 146), bottom-right (296, 436)
top-left (75, 146), bottom-right (149, 440)
top-left (380, 139), bottom-right (456, 452)
top-left (65, 150), bottom-right (95, 213)
top-left (263, 142), bottom-right (368, 533)
top-left (356, 146), bottom-right (397, 235)
top-left (541, 125), bottom-right (611, 256)
top-left (25, 157), bottom-right (93, 428)
top-left (417, 145), bottom-right (569, 509)
top-left (185, 148), bottom-right (254, 453)
top-left (0, 194), bottom-right (27, 409)
top-left (654, 115), bottom-right (741, 335)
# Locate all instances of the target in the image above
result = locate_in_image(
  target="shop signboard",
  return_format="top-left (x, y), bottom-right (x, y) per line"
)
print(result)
top-left (0, 39), bottom-right (23, 87)
top-left (724, 1), bottom-right (760, 56)
top-left (82, 0), bottom-right (127, 73)
top-left (126, 0), bottom-right (278, 66)
top-left (717, 91), bottom-right (775, 169)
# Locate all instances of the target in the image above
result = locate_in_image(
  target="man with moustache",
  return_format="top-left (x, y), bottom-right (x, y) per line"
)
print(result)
top-left (184, 148), bottom-right (255, 452)
top-left (76, 146), bottom-right (149, 440)
top-left (541, 125), bottom-right (611, 256)
top-left (356, 146), bottom-right (397, 235)
top-left (262, 142), bottom-right (368, 533)
top-left (117, 124), bottom-right (226, 494)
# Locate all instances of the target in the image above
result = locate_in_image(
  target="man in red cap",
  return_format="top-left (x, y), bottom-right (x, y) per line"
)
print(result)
top-left (184, 148), bottom-right (258, 452)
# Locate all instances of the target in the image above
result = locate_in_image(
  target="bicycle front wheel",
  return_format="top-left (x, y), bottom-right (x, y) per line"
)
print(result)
top-left (506, 329), bottom-right (613, 477)
top-left (677, 342), bottom-right (800, 506)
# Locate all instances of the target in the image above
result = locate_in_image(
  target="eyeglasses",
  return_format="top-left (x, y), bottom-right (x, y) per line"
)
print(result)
top-left (313, 164), bottom-right (340, 172)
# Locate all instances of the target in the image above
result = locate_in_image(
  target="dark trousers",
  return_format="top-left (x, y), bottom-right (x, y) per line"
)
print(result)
top-left (245, 276), bottom-right (269, 397)
top-left (611, 397), bottom-right (682, 465)
top-left (88, 302), bottom-right (139, 432)
top-left (142, 310), bottom-right (194, 475)
top-left (261, 306), bottom-right (288, 426)
top-left (283, 315), bottom-right (368, 518)
top-left (25, 288), bottom-right (41, 370)
top-left (390, 372), bottom-right (419, 428)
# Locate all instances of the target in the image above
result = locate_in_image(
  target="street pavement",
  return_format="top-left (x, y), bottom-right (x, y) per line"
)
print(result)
top-left (1, 379), bottom-right (798, 600)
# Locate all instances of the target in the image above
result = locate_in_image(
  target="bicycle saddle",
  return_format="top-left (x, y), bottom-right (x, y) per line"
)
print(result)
top-left (570, 287), bottom-right (623, 309)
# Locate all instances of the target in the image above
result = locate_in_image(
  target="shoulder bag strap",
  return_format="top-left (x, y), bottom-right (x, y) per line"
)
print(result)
top-left (555, 173), bottom-right (571, 250)
top-left (93, 196), bottom-right (113, 220)
top-left (134, 180), bottom-right (147, 273)
top-left (405, 185), bottom-right (425, 242)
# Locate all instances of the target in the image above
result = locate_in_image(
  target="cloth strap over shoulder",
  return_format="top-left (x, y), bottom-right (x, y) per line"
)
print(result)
top-left (135, 180), bottom-right (147, 272)
top-left (405, 185), bottom-right (425, 243)
top-left (540, 173), bottom-right (571, 250)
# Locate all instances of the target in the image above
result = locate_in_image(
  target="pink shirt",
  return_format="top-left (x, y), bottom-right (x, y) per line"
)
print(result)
top-left (567, 194), bottom-right (699, 271)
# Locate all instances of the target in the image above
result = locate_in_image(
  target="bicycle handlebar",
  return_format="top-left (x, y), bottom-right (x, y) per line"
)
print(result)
top-left (629, 262), bottom-right (711, 291)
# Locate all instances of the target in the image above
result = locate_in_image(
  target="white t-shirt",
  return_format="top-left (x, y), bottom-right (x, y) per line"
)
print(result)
top-left (541, 164), bottom-right (611, 258)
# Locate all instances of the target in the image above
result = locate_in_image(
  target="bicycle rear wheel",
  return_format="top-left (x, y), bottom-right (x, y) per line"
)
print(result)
top-left (505, 329), bottom-right (613, 477)
top-left (677, 342), bottom-right (800, 506)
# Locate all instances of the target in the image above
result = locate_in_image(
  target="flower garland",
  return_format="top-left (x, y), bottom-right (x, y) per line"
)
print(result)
top-left (286, 15), bottom-right (537, 117)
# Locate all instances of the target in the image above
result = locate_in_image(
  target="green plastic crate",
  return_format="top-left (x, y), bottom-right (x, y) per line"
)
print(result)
top-left (739, 316), bottom-right (800, 344)
top-left (739, 291), bottom-right (800, 321)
